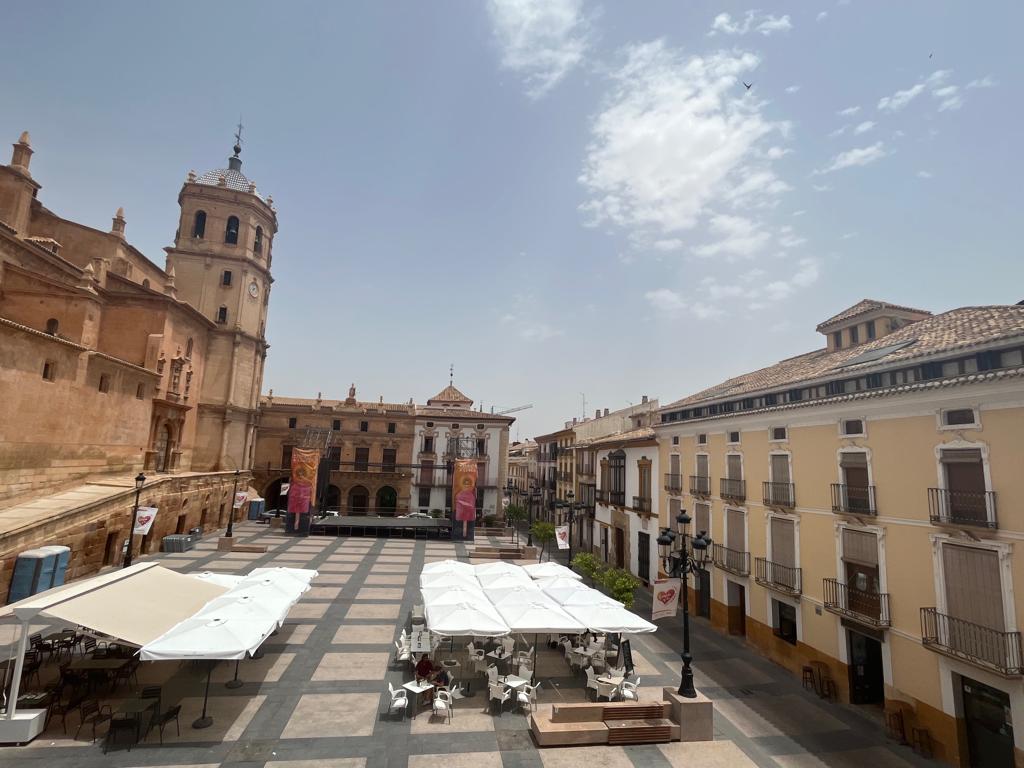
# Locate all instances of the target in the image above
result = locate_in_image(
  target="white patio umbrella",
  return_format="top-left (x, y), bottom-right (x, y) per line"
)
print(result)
top-left (473, 561), bottom-right (524, 577)
top-left (522, 562), bottom-right (581, 581)
top-left (425, 601), bottom-right (509, 637)
top-left (421, 585), bottom-right (490, 609)
top-left (476, 570), bottom-right (533, 590)
top-left (561, 588), bottom-right (622, 608)
top-left (195, 594), bottom-right (287, 626)
top-left (538, 577), bottom-right (590, 604)
top-left (564, 601), bottom-right (658, 634)
top-left (249, 566), bottom-right (318, 585)
top-left (227, 578), bottom-right (303, 619)
top-left (422, 559), bottom-right (474, 575)
top-left (485, 583), bottom-right (543, 607)
top-left (497, 600), bottom-right (586, 634)
top-left (192, 572), bottom-right (244, 588)
top-left (420, 571), bottom-right (479, 590)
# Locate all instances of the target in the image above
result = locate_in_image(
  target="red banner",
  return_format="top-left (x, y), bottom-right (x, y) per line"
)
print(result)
top-left (453, 459), bottom-right (478, 523)
top-left (287, 448), bottom-right (319, 527)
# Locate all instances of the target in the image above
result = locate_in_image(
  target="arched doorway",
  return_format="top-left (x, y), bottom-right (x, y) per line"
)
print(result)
top-left (154, 424), bottom-right (173, 472)
top-left (323, 484), bottom-right (341, 514)
top-left (264, 477), bottom-right (288, 512)
top-left (348, 485), bottom-right (369, 516)
top-left (376, 486), bottom-right (397, 516)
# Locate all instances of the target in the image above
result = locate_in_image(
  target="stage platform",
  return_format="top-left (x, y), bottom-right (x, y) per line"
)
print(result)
top-left (309, 515), bottom-right (453, 539)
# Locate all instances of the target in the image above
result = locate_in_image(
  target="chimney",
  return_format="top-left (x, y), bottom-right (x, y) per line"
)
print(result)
top-left (603, 408), bottom-right (609, 417)
top-left (641, 395), bottom-right (649, 404)
top-left (572, 417), bottom-right (578, 425)
top-left (111, 207), bottom-right (126, 239)
top-left (10, 131), bottom-right (32, 174)
top-left (595, 409), bottom-right (601, 419)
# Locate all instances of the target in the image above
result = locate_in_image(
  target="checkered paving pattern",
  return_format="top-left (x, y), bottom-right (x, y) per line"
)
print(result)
top-left (0, 523), bottom-right (936, 768)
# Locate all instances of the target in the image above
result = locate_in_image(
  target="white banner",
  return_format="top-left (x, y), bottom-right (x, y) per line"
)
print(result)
top-left (233, 491), bottom-right (247, 509)
top-left (555, 525), bottom-right (570, 550)
top-left (134, 506), bottom-right (158, 536)
top-left (652, 578), bottom-right (681, 621)
top-left (280, 482), bottom-right (290, 496)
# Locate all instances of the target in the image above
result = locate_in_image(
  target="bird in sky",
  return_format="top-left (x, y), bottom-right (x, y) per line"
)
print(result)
top-left (743, 81), bottom-right (753, 90)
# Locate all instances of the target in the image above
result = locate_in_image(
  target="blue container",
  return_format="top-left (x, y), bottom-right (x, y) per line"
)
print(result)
top-left (247, 499), bottom-right (265, 521)
top-left (38, 545), bottom-right (71, 588)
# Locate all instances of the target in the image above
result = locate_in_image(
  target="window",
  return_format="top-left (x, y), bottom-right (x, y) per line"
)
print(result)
top-left (694, 503), bottom-right (710, 538)
top-left (866, 320), bottom-right (876, 340)
top-left (418, 487), bottom-right (431, 507)
top-left (225, 215), bottom-right (240, 244)
top-left (281, 445), bottom-right (293, 468)
top-left (773, 600), bottom-right (797, 645)
top-left (726, 454), bottom-right (742, 481)
top-left (382, 449), bottom-right (397, 472)
top-left (672, 436), bottom-right (679, 445)
top-left (288, 417), bottom-right (297, 429)
top-left (254, 226), bottom-right (264, 253)
top-left (609, 451), bottom-right (626, 504)
top-left (142, 279), bottom-right (150, 289)
top-left (866, 373), bottom-right (882, 389)
top-left (771, 426), bottom-right (788, 441)
top-left (850, 325), bottom-right (860, 344)
top-left (354, 447), bottom-right (369, 471)
top-left (221, 270), bottom-right (232, 286)
top-left (426, 421), bottom-right (434, 428)
top-left (728, 431), bottom-right (740, 444)
top-left (833, 331), bottom-right (842, 349)
top-left (332, 419), bottom-right (341, 431)
top-left (841, 419), bottom-right (864, 436)
top-left (328, 446), bottom-right (341, 471)
top-left (943, 408), bottom-right (977, 427)
top-left (477, 424), bottom-right (485, 430)
top-left (98, 374), bottom-right (110, 393)
top-left (136, 383), bottom-right (145, 400)
top-left (476, 438), bottom-right (486, 456)
top-left (423, 436), bottom-right (434, 453)
top-left (452, 423), bottom-right (460, 430)
top-left (41, 360), bottom-right (56, 381)
top-left (192, 210), bottom-right (206, 238)
top-left (45, 318), bottom-right (58, 335)
top-left (185, 337), bottom-right (193, 358)
top-left (697, 433), bottom-right (707, 445)
top-left (359, 421), bottom-right (368, 432)
top-left (217, 306), bottom-right (228, 324)
top-left (921, 361), bottom-right (943, 380)
top-left (387, 422), bottom-right (396, 434)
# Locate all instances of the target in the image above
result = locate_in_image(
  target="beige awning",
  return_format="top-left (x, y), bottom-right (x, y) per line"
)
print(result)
top-left (0, 563), bottom-right (228, 647)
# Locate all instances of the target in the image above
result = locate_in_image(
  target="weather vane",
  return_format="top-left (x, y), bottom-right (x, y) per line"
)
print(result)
top-left (233, 119), bottom-right (244, 156)
top-left (449, 363), bottom-right (454, 386)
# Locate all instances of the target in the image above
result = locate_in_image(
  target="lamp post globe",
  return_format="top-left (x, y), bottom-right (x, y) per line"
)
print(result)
top-left (122, 472), bottom-right (146, 569)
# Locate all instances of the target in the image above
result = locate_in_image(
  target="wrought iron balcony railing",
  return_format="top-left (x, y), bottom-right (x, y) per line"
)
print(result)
top-left (720, 478), bottom-right (746, 502)
top-left (928, 488), bottom-right (997, 529)
top-left (823, 578), bottom-right (890, 628)
top-left (664, 473), bottom-right (683, 494)
top-left (754, 557), bottom-right (802, 595)
top-left (831, 484), bottom-right (877, 516)
top-left (921, 607), bottom-right (1023, 676)
top-left (689, 475), bottom-right (711, 497)
top-left (632, 496), bottom-right (652, 513)
top-left (712, 543), bottom-right (750, 576)
top-left (763, 481), bottom-right (796, 509)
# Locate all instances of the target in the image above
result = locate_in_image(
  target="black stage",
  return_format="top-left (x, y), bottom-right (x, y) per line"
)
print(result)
top-left (309, 515), bottom-right (452, 539)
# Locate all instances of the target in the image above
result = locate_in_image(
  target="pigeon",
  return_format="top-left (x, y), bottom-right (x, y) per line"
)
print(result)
top-left (743, 81), bottom-right (753, 90)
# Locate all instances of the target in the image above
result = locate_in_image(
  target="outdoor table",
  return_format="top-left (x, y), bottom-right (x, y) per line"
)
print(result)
top-left (441, 659), bottom-right (460, 680)
top-left (402, 680), bottom-right (434, 718)
top-left (501, 674), bottom-right (529, 690)
top-left (116, 697), bottom-right (158, 741)
top-left (597, 675), bottom-right (625, 687)
top-left (409, 630), bottom-right (433, 653)
top-left (67, 658), bottom-right (128, 671)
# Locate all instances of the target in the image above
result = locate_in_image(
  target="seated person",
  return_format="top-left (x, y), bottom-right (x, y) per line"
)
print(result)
top-left (431, 667), bottom-right (450, 690)
top-left (415, 654), bottom-right (435, 682)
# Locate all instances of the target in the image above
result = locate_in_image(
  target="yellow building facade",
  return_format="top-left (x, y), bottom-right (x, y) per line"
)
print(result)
top-left (656, 300), bottom-right (1024, 767)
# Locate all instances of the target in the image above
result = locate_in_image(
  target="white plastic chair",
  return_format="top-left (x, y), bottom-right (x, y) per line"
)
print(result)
top-left (486, 664), bottom-right (499, 686)
top-left (517, 681), bottom-right (541, 712)
top-left (591, 651), bottom-right (607, 673)
top-left (489, 682), bottom-right (511, 714)
top-left (385, 682), bottom-right (408, 718)
top-left (394, 640), bottom-right (411, 664)
top-left (432, 689), bottom-right (453, 722)
top-left (501, 637), bottom-right (515, 655)
top-left (619, 677), bottom-right (640, 702)
top-left (584, 666), bottom-right (599, 700)
top-left (517, 663), bottom-right (533, 682)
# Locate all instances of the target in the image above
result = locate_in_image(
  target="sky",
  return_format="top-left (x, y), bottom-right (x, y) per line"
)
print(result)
top-left (2, 1), bottom-right (1021, 440)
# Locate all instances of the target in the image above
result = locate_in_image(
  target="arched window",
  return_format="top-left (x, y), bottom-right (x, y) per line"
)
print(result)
top-left (45, 318), bottom-right (59, 335)
top-left (192, 210), bottom-right (207, 238)
top-left (217, 306), bottom-right (228, 324)
top-left (142, 279), bottom-right (150, 289)
top-left (254, 226), bottom-right (263, 253)
top-left (225, 215), bottom-right (239, 245)
top-left (98, 374), bottom-right (110, 393)
top-left (185, 337), bottom-right (194, 358)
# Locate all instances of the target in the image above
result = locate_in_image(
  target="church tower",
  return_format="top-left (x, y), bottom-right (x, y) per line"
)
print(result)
top-left (165, 132), bottom-right (277, 471)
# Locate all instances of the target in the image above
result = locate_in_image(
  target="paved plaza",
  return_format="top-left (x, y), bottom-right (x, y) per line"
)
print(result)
top-left (0, 523), bottom-right (936, 768)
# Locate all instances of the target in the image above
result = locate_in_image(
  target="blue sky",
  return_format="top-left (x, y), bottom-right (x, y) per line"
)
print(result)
top-left (2, 1), bottom-right (1020, 440)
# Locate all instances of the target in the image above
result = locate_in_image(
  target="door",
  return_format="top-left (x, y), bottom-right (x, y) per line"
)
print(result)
top-left (637, 532), bottom-right (650, 583)
top-left (695, 568), bottom-right (711, 618)
top-left (841, 452), bottom-right (870, 512)
top-left (847, 631), bottom-right (884, 705)
top-left (727, 581), bottom-right (746, 636)
top-left (770, 454), bottom-right (791, 504)
top-left (615, 527), bottom-right (625, 569)
top-left (601, 527), bottom-right (609, 563)
top-left (962, 677), bottom-right (1014, 768)
top-left (944, 450), bottom-right (987, 522)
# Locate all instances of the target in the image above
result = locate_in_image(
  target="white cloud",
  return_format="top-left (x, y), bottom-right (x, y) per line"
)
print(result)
top-left (837, 105), bottom-right (860, 116)
top-left (652, 238), bottom-right (684, 252)
top-left (785, 84), bottom-right (801, 94)
top-left (645, 288), bottom-right (687, 316)
top-left (967, 76), bottom-right (996, 89)
top-left (816, 11), bottom-right (828, 21)
top-left (708, 10), bottom-right (792, 36)
top-left (791, 209), bottom-right (806, 216)
top-left (933, 84), bottom-right (963, 111)
top-left (488, 0), bottom-right (590, 98)
top-left (693, 214), bottom-right (771, 259)
top-left (764, 146), bottom-right (791, 159)
top-left (812, 183), bottom-right (833, 192)
top-left (917, 170), bottom-right (933, 179)
top-left (828, 125), bottom-right (848, 138)
top-left (579, 40), bottom-right (790, 245)
top-left (840, 232), bottom-right (857, 240)
top-left (778, 233), bottom-right (807, 249)
top-left (519, 323), bottom-right (564, 341)
top-left (878, 83), bottom-right (925, 111)
top-left (853, 120), bottom-right (875, 134)
top-left (816, 142), bottom-right (887, 174)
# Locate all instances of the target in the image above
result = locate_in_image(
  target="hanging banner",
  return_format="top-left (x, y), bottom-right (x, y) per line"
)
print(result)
top-left (280, 482), bottom-right (290, 496)
top-left (133, 506), bottom-right (159, 536)
top-left (287, 448), bottom-right (320, 528)
top-left (233, 491), bottom-right (247, 509)
top-left (453, 459), bottom-right (478, 538)
top-left (555, 525), bottom-right (570, 550)
top-left (652, 578), bottom-right (681, 621)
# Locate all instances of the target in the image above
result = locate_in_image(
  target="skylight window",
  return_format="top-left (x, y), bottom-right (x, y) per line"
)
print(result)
top-left (837, 339), bottom-right (917, 368)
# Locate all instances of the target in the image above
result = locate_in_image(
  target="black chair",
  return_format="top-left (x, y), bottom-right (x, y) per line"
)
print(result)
top-left (112, 660), bottom-right (139, 690)
top-left (21, 650), bottom-right (42, 687)
top-left (48, 692), bottom-right (86, 733)
top-left (82, 636), bottom-right (97, 657)
top-left (152, 704), bottom-right (181, 743)
top-left (103, 715), bottom-right (138, 753)
top-left (75, 701), bottom-right (112, 742)
top-left (54, 631), bottom-right (78, 661)
top-left (139, 686), bottom-right (162, 717)
top-left (29, 633), bottom-right (54, 662)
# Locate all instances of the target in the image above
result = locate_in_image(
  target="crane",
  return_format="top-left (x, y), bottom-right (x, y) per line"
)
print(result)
top-left (490, 404), bottom-right (533, 415)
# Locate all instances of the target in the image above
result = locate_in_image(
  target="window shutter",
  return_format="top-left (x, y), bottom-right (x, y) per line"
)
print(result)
top-left (841, 529), bottom-right (878, 567)
top-left (726, 509), bottom-right (745, 552)
top-left (940, 448), bottom-right (983, 464)
top-left (696, 454), bottom-right (709, 477)
top-left (694, 503), bottom-right (710, 538)
top-left (771, 454), bottom-right (791, 483)
top-left (727, 454), bottom-right (742, 480)
top-left (839, 452), bottom-right (868, 468)
top-left (942, 545), bottom-right (1003, 630)
top-left (771, 518), bottom-right (796, 568)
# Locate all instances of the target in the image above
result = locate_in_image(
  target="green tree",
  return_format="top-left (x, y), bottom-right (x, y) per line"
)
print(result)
top-left (598, 567), bottom-right (642, 609)
top-left (505, 504), bottom-right (527, 546)
top-left (531, 521), bottom-right (556, 561)
top-left (570, 552), bottom-right (603, 584)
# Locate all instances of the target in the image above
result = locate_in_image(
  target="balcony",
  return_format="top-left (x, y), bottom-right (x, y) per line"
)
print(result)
top-left (689, 475), bottom-right (711, 497)
top-left (928, 488), bottom-right (997, 529)
top-left (754, 558), bottom-right (802, 595)
top-left (596, 489), bottom-right (609, 504)
top-left (720, 478), bottom-right (746, 503)
top-left (712, 543), bottom-right (750, 576)
top-left (664, 473), bottom-right (683, 494)
top-left (763, 481), bottom-right (796, 510)
top-left (831, 484), bottom-right (877, 516)
top-left (557, 471), bottom-right (573, 482)
top-left (921, 608), bottom-right (1023, 676)
top-left (632, 496), bottom-right (652, 514)
top-left (823, 578), bottom-right (890, 628)
top-left (576, 464), bottom-right (595, 477)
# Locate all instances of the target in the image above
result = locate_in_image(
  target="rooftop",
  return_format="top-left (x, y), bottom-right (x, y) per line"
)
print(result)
top-left (815, 298), bottom-right (931, 331)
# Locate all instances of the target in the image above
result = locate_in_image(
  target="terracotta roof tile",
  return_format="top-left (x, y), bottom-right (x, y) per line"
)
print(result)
top-left (815, 298), bottom-right (931, 331)
top-left (591, 427), bottom-right (656, 447)
top-left (427, 384), bottom-right (473, 404)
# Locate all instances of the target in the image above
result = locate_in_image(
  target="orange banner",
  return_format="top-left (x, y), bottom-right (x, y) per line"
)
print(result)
top-left (453, 459), bottom-right (478, 523)
top-left (287, 448), bottom-right (319, 527)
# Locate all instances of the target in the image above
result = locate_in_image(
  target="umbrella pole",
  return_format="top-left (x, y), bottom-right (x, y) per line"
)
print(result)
top-left (225, 658), bottom-right (243, 689)
top-left (192, 662), bottom-right (215, 729)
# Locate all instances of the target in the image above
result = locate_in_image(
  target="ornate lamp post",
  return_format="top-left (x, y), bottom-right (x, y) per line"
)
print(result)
top-left (565, 490), bottom-right (576, 563)
top-left (657, 510), bottom-right (711, 698)
top-left (122, 472), bottom-right (147, 568)
top-left (527, 486), bottom-right (540, 547)
top-left (226, 468), bottom-right (241, 538)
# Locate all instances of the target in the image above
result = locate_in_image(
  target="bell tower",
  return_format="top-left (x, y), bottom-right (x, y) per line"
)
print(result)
top-left (165, 128), bottom-right (278, 472)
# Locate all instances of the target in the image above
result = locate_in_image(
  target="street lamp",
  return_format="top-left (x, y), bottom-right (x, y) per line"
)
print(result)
top-left (565, 490), bottom-right (576, 563)
top-left (122, 472), bottom-right (146, 569)
top-left (226, 469), bottom-right (241, 538)
top-left (657, 510), bottom-right (711, 698)
top-left (528, 486), bottom-right (540, 547)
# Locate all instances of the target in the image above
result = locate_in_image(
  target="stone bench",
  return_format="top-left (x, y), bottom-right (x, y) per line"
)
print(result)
top-left (531, 700), bottom-right (680, 747)
top-left (606, 718), bottom-right (675, 745)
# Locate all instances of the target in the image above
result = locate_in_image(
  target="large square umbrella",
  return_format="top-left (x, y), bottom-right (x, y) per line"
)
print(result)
top-left (425, 601), bottom-right (509, 637)
top-left (422, 559), bottom-right (475, 575)
top-left (522, 562), bottom-right (581, 581)
top-left (564, 602), bottom-right (658, 634)
top-left (476, 570), bottom-right (533, 590)
top-left (538, 577), bottom-right (590, 604)
top-left (420, 571), bottom-right (479, 590)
